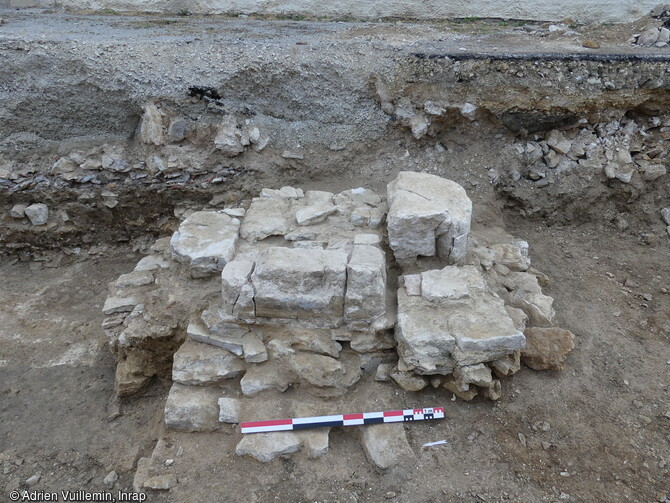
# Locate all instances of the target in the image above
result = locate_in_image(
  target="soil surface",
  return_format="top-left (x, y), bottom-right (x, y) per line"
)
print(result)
top-left (1, 209), bottom-right (668, 503)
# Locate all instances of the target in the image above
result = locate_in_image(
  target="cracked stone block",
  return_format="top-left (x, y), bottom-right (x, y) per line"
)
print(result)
top-left (172, 339), bottom-right (246, 385)
top-left (164, 384), bottom-right (220, 432)
top-left (170, 211), bottom-right (240, 277)
top-left (386, 171), bottom-right (471, 264)
top-left (221, 260), bottom-right (255, 314)
top-left (396, 265), bottom-right (524, 373)
top-left (252, 247), bottom-right (348, 320)
top-left (235, 432), bottom-right (302, 462)
top-left (345, 244), bottom-right (387, 321)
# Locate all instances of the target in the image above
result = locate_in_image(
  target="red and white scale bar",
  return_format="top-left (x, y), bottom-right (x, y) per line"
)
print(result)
top-left (240, 407), bottom-right (445, 434)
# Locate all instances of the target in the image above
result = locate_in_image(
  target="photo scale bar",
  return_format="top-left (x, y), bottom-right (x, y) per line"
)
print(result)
top-left (240, 407), bottom-right (445, 434)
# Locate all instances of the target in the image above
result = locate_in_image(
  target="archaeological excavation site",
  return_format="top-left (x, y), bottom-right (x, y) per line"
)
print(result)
top-left (1, 1), bottom-right (669, 502)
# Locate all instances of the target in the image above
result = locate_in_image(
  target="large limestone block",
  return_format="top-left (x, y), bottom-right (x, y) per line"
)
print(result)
top-left (386, 171), bottom-right (472, 264)
top-left (252, 247), bottom-right (348, 320)
top-left (359, 424), bottom-right (414, 469)
top-left (345, 244), bottom-right (387, 320)
top-left (395, 265), bottom-right (525, 373)
top-left (172, 339), bottom-right (246, 385)
top-left (164, 384), bottom-right (220, 432)
top-left (240, 197), bottom-right (292, 241)
top-left (170, 211), bottom-right (240, 277)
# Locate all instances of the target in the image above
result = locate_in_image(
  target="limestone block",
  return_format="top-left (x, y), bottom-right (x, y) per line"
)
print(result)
top-left (9, 203), bottom-right (28, 218)
top-left (134, 254), bottom-right (171, 271)
top-left (295, 203), bottom-right (338, 225)
top-left (172, 339), bottom-right (246, 385)
top-left (170, 211), bottom-right (240, 277)
top-left (521, 327), bottom-right (575, 370)
top-left (252, 247), bottom-right (348, 320)
top-left (395, 265), bottom-right (524, 373)
top-left (164, 384), bottom-right (220, 432)
top-left (353, 233), bottom-right (382, 246)
top-left (389, 370), bottom-right (428, 391)
top-left (214, 115), bottom-right (245, 157)
top-left (235, 432), bottom-right (301, 462)
top-left (345, 244), bottom-right (387, 320)
top-left (115, 271), bottom-right (155, 288)
top-left (359, 424), bottom-right (414, 469)
top-left (491, 241), bottom-right (530, 272)
top-left (490, 351), bottom-right (521, 377)
top-left (139, 103), bottom-right (164, 146)
top-left (240, 197), bottom-right (292, 241)
top-left (103, 295), bottom-right (140, 315)
top-left (233, 283), bottom-right (256, 318)
top-left (221, 260), bottom-right (255, 314)
top-left (454, 363), bottom-right (492, 388)
top-left (218, 397), bottom-right (241, 423)
top-left (278, 329), bottom-right (342, 358)
top-left (387, 171), bottom-right (471, 264)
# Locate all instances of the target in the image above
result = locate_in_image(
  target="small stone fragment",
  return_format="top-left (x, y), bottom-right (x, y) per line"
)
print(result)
top-left (242, 333), bottom-right (268, 363)
top-left (297, 428), bottom-right (330, 458)
top-left (103, 470), bottom-right (119, 487)
top-left (9, 203), bottom-right (27, 218)
top-left (102, 295), bottom-right (140, 315)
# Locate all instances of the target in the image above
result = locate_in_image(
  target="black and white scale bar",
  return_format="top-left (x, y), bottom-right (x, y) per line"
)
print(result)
top-left (240, 407), bottom-right (445, 434)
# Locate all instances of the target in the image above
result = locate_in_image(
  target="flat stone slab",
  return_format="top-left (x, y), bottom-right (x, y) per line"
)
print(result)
top-left (187, 321), bottom-right (244, 356)
top-left (170, 211), bottom-right (240, 277)
top-left (235, 432), bottom-right (302, 462)
top-left (164, 383), bottom-right (220, 432)
top-left (240, 197), bottom-right (292, 241)
top-left (387, 171), bottom-right (471, 263)
top-left (102, 295), bottom-right (140, 315)
top-left (252, 247), bottom-right (348, 320)
top-left (396, 265), bottom-right (524, 373)
top-left (172, 339), bottom-right (246, 385)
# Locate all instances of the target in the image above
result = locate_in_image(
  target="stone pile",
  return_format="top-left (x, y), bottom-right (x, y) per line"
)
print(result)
top-left (514, 119), bottom-right (668, 185)
top-left (102, 171), bottom-right (574, 465)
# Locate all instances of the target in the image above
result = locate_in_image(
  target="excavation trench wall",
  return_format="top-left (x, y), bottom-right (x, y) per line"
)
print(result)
top-left (1, 14), bottom-right (670, 254)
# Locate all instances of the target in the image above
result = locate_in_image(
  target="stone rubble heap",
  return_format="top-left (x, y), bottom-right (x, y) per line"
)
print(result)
top-left (513, 119), bottom-right (668, 186)
top-left (102, 171), bottom-right (574, 465)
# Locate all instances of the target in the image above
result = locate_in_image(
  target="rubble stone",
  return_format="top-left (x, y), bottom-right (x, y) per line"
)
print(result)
top-left (242, 333), bottom-right (268, 363)
top-left (144, 474), bottom-right (178, 491)
top-left (139, 103), bottom-right (164, 146)
top-left (221, 260), bottom-right (255, 314)
top-left (235, 432), bottom-right (302, 462)
top-left (522, 327), bottom-right (575, 371)
top-left (387, 171), bottom-right (471, 264)
top-left (170, 211), bottom-right (240, 277)
top-left (288, 352), bottom-right (345, 387)
top-left (297, 428), bottom-right (330, 458)
top-left (10, 203), bottom-right (28, 218)
top-left (102, 295), bottom-right (140, 315)
top-left (389, 370), bottom-right (428, 391)
top-left (187, 321), bottom-right (244, 356)
top-left (164, 384), bottom-right (220, 432)
top-left (240, 197), bottom-right (292, 241)
top-left (240, 362), bottom-right (291, 395)
top-left (24, 203), bottom-right (49, 225)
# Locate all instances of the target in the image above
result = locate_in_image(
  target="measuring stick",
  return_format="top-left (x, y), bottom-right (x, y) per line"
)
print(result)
top-left (240, 406), bottom-right (445, 434)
